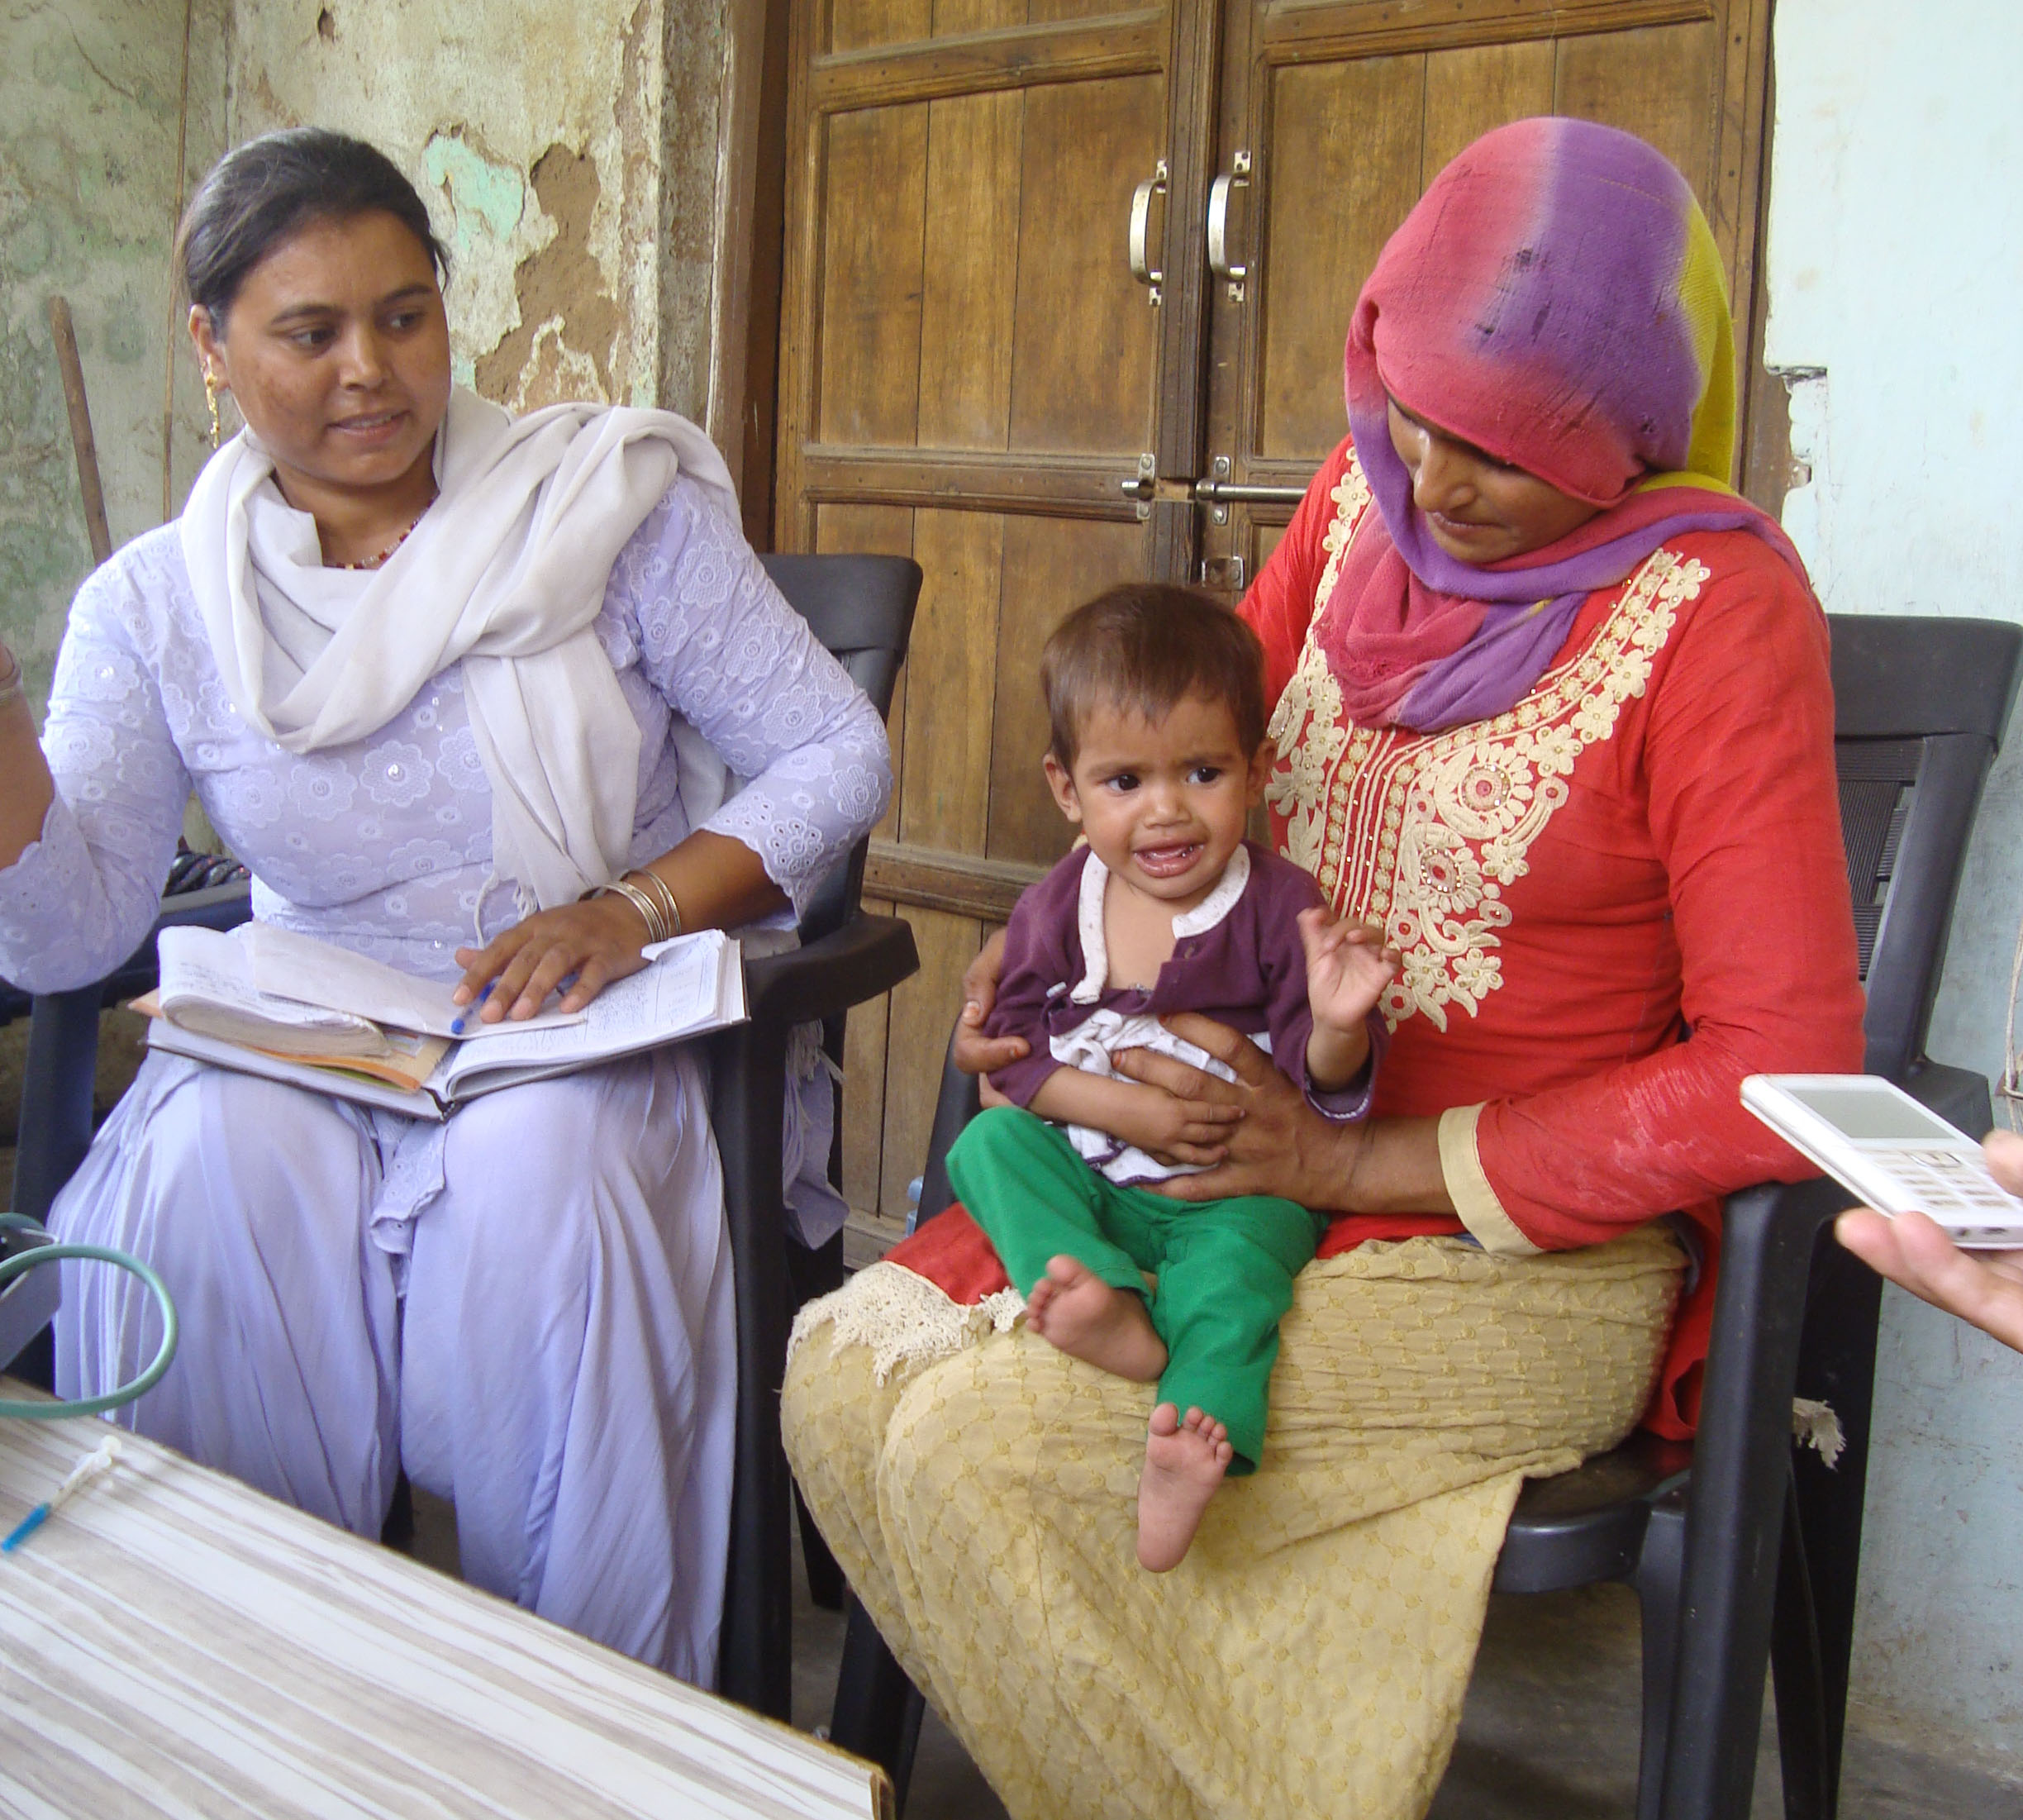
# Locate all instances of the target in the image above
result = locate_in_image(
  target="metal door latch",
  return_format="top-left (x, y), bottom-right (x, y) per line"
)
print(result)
top-left (1192, 454), bottom-right (1311, 520)
top-left (1118, 452), bottom-right (1157, 519)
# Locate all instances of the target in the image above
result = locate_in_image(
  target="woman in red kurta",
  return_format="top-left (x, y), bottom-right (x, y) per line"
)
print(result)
top-left (1236, 440), bottom-right (1864, 1434)
top-left (783, 119), bottom-right (1864, 1818)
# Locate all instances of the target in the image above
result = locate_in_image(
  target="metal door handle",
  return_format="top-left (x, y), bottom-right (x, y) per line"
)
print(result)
top-left (1207, 150), bottom-right (1251, 303)
top-left (1128, 160), bottom-right (1169, 307)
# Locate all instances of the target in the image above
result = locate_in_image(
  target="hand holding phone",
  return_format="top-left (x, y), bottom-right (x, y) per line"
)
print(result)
top-left (1741, 1074), bottom-right (2023, 1250)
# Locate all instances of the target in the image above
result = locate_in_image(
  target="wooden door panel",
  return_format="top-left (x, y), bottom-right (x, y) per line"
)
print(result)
top-left (815, 78), bottom-right (1167, 463)
top-left (782, 0), bottom-right (1193, 1236)
top-left (876, 905), bottom-right (987, 1218)
top-left (1553, 24), bottom-right (1721, 212)
top-left (1250, 20), bottom-right (1736, 470)
top-left (813, 501), bottom-right (915, 851)
top-left (934, 0), bottom-right (1034, 38)
top-left (1257, 53), bottom-right (1423, 461)
top-left (899, 507), bottom-right (1007, 850)
top-left (1006, 75), bottom-right (1166, 456)
top-left (815, 107), bottom-right (930, 445)
top-left (812, 502), bottom-right (916, 1225)
top-left (830, 0), bottom-right (932, 56)
top-left (920, 92), bottom-right (1026, 450)
top-left (1202, 0), bottom-right (1771, 584)
top-left (831, 0), bottom-right (1145, 56)
top-left (1027, 0), bottom-right (1156, 26)
top-left (841, 891), bottom-right (898, 1215)
top-left (985, 514), bottom-right (1147, 867)
top-left (797, 74), bottom-right (1169, 498)
top-left (1421, 39), bottom-right (1555, 193)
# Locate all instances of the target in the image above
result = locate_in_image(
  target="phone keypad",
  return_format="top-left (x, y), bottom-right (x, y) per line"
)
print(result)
top-left (1889, 1150), bottom-right (2023, 1233)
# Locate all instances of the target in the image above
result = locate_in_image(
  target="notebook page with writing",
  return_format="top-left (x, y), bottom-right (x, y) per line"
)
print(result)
top-left (157, 927), bottom-right (387, 1056)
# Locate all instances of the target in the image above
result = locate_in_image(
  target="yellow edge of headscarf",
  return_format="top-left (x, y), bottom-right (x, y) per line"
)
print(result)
top-left (1600, 207), bottom-right (1743, 504)
top-left (1677, 204), bottom-right (1736, 484)
top-left (1635, 470), bottom-right (1740, 499)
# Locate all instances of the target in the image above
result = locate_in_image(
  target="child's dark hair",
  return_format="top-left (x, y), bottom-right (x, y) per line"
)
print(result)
top-left (1041, 584), bottom-right (1269, 767)
top-left (178, 128), bottom-right (449, 325)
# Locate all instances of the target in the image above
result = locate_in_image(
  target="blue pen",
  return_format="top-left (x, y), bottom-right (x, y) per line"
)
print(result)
top-left (448, 980), bottom-right (493, 1036)
top-left (3, 1437), bottom-right (121, 1554)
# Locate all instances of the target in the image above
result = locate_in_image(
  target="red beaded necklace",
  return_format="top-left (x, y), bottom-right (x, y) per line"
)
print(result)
top-left (334, 517), bottom-right (423, 572)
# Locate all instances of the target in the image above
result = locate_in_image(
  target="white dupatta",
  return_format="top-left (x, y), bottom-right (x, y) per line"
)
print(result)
top-left (179, 388), bottom-right (740, 913)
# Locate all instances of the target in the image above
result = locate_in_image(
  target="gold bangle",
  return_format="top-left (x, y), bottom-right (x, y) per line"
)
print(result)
top-left (626, 868), bottom-right (683, 939)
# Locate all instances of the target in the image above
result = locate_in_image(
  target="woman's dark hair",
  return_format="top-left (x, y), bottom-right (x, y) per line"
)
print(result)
top-left (1041, 583), bottom-right (1269, 768)
top-left (177, 127), bottom-right (449, 324)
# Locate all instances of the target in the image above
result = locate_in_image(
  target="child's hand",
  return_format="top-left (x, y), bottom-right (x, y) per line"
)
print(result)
top-left (1297, 907), bottom-right (1399, 1035)
top-left (1027, 1066), bottom-right (1240, 1169)
top-left (1104, 1084), bottom-right (1241, 1170)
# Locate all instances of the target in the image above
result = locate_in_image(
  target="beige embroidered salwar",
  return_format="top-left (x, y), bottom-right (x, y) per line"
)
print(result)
top-left (785, 1231), bottom-right (1680, 1818)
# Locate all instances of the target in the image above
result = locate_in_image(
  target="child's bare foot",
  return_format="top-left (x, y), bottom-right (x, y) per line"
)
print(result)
top-left (1025, 1255), bottom-right (1168, 1381)
top-left (1136, 1403), bottom-right (1232, 1572)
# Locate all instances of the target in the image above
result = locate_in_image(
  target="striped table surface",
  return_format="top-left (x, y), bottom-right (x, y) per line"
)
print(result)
top-left (0, 1403), bottom-right (891, 1819)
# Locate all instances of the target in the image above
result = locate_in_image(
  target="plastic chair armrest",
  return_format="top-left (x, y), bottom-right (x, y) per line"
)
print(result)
top-left (154, 879), bottom-right (255, 936)
top-left (741, 915), bottom-right (919, 1030)
top-left (14, 987), bottom-right (102, 1223)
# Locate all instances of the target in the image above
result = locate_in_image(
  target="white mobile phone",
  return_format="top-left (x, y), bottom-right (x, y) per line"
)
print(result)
top-left (1740, 1074), bottom-right (2023, 1250)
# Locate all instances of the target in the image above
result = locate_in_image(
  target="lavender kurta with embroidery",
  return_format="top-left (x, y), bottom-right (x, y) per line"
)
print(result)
top-left (0, 476), bottom-right (887, 989)
top-left (0, 474), bottom-right (891, 1684)
top-left (985, 841), bottom-right (1384, 1187)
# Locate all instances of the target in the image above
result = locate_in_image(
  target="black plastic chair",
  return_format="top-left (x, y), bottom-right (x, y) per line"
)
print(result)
top-left (5, 551), bottom-right (924, 1723)
top-left (9, 877), bottom-right (255, 1226)
top-left (712, 553), bottom-right (922, 1717)
top-left (826, 612), bottom-right (2023, 1820)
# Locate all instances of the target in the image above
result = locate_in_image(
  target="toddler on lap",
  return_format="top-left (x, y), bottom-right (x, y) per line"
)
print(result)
top-left (947, 584), bottom-right (1397, 1570)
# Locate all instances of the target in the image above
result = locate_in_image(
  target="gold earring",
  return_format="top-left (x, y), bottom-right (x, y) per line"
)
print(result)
top-left (204, 371), bottom-right (222, 448)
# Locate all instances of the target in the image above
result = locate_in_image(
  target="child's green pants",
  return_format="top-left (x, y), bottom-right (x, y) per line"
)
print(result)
top-left (946, 1104), bottom-right (1325, 1472)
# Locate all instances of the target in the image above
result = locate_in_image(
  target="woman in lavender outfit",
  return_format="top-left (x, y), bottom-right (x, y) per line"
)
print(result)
top-left (0, 129), bottom-right (890, 1684)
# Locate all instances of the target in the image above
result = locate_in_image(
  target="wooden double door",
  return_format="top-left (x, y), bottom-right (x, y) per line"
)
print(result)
top-left (773, 0), bottom-right (1775, 1229)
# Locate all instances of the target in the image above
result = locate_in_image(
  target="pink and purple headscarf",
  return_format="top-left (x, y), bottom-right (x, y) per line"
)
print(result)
top-left (1321, 117), bottom-right (1809, 732)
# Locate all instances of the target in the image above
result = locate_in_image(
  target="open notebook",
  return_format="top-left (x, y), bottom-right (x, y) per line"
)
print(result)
top-left (140, 922), bottom-right (746, 1121)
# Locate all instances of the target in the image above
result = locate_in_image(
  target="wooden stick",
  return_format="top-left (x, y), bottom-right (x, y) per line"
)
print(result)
top-left (45, 297), bottom-right (113, 566)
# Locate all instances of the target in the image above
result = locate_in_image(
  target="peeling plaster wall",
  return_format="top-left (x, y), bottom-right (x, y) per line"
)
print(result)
top-left (2, 0), bottom-right (742, 714)
top-left (0, 0), bottom-right (227, 707)
top-left (1766, 0), bottom-right (2023, 1776)
top-left (228, 0), bottom-right (738, 428)
top-left (229, 0), bottom-right (677, 414)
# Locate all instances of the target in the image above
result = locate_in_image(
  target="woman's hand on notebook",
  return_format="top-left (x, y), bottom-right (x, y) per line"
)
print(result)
top-left (452, 894), bottom-right (654, 1023)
